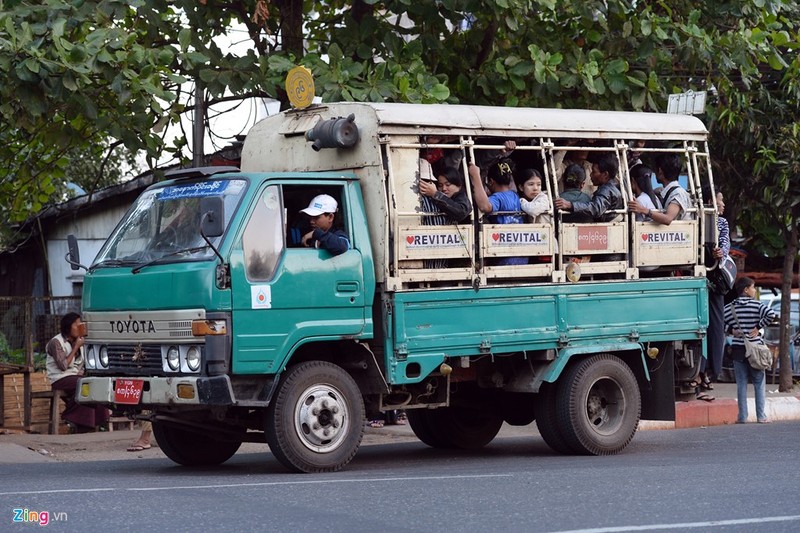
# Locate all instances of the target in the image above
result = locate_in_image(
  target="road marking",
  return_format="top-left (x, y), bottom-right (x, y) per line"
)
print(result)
top-left (0, 488), bottom-right (116, 496)
top-left (554, 515), bottom-right (800, 532)
top-left (0, 473), bottom-right (511, 497)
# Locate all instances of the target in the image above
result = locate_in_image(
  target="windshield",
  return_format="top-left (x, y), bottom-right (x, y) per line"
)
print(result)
top-left (92, 179), bottom-right (247, 268)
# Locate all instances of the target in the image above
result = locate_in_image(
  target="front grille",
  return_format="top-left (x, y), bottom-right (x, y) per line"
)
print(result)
top-left (106, 344), bottom-right (163, 373)
top-left (168, 320), bottom-right (194, 338)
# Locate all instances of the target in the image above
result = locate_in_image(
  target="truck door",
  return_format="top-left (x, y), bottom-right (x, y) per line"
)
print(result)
top-left (229, 183), bottom-right (366, 374)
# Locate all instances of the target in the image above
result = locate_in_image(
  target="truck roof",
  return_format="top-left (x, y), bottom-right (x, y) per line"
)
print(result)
top-left (280, 102), bottom-right (708, 140)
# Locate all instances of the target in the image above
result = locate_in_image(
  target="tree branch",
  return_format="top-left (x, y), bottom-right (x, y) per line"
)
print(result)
top-left (474, 18), bottom-right (498, 70)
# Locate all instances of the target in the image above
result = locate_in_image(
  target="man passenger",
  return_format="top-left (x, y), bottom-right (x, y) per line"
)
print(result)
top-left (555, 153), bottom-right (623, 222)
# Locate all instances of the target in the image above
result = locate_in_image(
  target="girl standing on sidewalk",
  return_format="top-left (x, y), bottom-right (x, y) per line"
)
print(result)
top-left (723, 277), bottom-right (777, 423)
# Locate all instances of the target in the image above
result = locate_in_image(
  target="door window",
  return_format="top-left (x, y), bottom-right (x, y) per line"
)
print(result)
top-left (243, 185), bottom-right (284, 281)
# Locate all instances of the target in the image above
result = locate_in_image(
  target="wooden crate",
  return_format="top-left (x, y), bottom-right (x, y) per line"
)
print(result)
top-left (2, 372), bottom-right (61, 433)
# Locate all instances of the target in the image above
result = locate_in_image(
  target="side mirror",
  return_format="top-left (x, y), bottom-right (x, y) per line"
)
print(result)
top-left (200, 196), bottom-right (225, 238)
top-left (66, 234), bottom-right (86, 271)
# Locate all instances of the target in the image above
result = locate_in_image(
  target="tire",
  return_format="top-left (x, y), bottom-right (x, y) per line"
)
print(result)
top-left (152, 421), bottom-right (242, 466)
top-left (499, 392), bottom-right (536, 426)
top-left (411, 406), bottom-right (503, 450)
top-left (556, 354), bottom-right (641, 455)
top-left (534, 381), bottom-right (576, 454)
top-left (265, 361), bottom-right (364, 473)
top-left (406, 409), bottom-right (452, 448)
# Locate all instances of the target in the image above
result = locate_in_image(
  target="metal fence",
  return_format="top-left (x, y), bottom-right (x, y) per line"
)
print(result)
top-left (0, 296), bottom-right (82, 367)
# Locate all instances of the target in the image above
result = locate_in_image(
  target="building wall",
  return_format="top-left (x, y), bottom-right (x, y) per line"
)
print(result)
top-left (46, 205), bottom-right (130, 297)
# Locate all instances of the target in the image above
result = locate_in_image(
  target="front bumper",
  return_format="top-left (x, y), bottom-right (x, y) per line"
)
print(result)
top-left (76, 375), bottom-right (235, 407)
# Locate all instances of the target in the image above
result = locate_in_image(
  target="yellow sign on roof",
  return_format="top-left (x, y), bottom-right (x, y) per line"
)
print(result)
top-left (286, 66), bottom-right (315, 109)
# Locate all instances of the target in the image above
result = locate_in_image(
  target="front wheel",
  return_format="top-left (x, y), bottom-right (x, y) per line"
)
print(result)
top-left (556, 354), bottom-right (641, 455)
top-left (152, 421), bottom-right (242, 466)
top-left (265, 361), bottom-right (364, 473)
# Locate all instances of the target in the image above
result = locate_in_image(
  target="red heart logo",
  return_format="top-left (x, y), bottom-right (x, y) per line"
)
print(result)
top-left (641, 234), bottom-right (648, 241)
top-left (406, 235), bottom-right (414, 244)
top-left (492, 233), bottom-right (500, 241)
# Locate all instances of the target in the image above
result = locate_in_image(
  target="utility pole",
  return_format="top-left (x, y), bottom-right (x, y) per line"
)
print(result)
top-left (192, 80), bottom-right (205, 167)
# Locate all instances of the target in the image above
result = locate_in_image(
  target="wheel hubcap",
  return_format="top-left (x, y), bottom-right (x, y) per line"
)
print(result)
top-left (294, 384), bottom-right (349, 453)
top-left (584, 377), bottom-right (625, 436)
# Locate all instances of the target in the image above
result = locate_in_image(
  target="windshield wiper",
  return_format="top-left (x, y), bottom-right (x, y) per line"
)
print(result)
top-left (89, 258), bottom-right (135, 272)
top-left (131, 246), bottom-right (210, 274)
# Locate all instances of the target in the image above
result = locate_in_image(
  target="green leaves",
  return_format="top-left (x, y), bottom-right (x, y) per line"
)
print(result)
top-left (1, 0), bottom-right (799, 239)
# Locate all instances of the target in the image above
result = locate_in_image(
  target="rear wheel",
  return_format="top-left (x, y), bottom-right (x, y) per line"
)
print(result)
top-left (499, 392), bottom-right (536, 426)
top-left (152, 421), bottom-right (242, 466)
top-left (406, 409), bottom-right (451, 448)
top-left (534, 382), bottom-right (575, 454)
top-left (410, 406), bottom-right (503, 450)
top-left (265, 361), bottom-right (364, 473)
top-left (556, 354), bottom-right (641, 455)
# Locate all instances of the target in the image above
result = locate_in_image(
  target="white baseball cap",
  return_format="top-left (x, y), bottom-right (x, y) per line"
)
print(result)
top-left (300, 194), bottom-right (338, 216)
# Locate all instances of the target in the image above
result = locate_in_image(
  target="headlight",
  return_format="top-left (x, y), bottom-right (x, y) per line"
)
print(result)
top-left (86, 346), bottom-right (96, 369)
top-left (99, 346), bottom-right (109, 368)
top-left (167, 346), bottom-right (180, 371)
top-left (186, 346), bottom-right (201, 371)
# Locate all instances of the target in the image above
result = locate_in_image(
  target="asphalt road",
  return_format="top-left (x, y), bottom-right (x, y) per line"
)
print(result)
top-left (3, 422), bottom-right (800, 532)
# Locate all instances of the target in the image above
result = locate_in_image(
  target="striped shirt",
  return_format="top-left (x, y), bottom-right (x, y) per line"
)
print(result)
top-left (718, 216), bottom-right (730, 257)
top-left (723, 297), bottom-right (776, 346)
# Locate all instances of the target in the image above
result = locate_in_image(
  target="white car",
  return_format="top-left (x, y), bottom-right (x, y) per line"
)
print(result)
top-left (762, 291), bottom-right (799, 376)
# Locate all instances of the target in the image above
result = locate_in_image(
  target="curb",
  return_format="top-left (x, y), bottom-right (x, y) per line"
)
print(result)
top-left (640, 394), bottom-right (800, 430)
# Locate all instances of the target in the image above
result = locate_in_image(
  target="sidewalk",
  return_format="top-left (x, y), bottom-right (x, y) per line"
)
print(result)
top-left (655, 380), bottom-right (800, 430)
top-left (2, 381), bottom-right (798, 464)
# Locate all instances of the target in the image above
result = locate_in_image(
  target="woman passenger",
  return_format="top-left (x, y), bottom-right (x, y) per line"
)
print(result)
top-left (516, 168), bottom-right (551, 224)
top-left (418, 166), bottom-right (471, 223)
top-left (630, 165), bottom-right (658, 222)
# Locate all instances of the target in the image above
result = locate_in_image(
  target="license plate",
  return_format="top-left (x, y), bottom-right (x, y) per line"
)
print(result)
top-left (114, 379), bottom-right (144, 405)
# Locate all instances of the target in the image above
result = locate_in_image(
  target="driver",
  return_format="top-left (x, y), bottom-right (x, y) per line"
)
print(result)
top-left (300, 195), bottom-right (350, 255)
top-left (157, 199), bottom-right (200, 249)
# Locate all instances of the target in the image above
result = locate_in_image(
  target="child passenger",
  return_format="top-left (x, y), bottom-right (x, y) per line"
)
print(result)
top-left (469, 158), bottom-right (526, 266)
top-left (558, 164), bottom-right (592, 223)
top-left (516, 169), bottom-right (551, 224)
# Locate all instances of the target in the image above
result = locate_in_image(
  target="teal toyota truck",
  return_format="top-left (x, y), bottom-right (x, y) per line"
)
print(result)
top-left (74, 102), bottom-right (714, 472)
